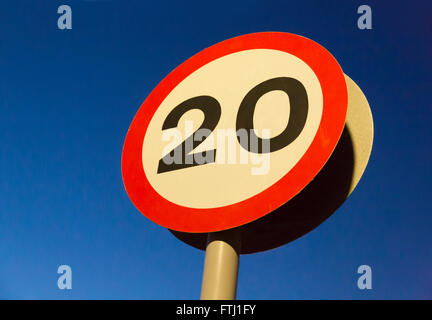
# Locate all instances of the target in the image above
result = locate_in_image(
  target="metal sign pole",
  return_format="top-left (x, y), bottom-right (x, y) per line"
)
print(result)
top-left (200, 228), bottom-right (241, 300)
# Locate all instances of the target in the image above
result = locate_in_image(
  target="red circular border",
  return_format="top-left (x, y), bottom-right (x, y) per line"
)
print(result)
top-left (121, 32), bottom-right (347, 233)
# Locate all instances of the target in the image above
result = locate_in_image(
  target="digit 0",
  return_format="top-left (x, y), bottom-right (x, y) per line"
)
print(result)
top-left (236, 77), bottom-right (308, 153)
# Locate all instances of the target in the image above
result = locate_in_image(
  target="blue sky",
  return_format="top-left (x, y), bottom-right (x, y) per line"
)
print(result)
top-left (0, 0), bottom-right (431, 299)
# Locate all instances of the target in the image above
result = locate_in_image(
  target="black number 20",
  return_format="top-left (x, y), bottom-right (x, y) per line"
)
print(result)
top-left (157, 77), bottom-right (308, 174)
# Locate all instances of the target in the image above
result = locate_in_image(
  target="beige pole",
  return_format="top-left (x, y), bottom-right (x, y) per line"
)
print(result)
top-left (200, 228), bottom-right (241, 300)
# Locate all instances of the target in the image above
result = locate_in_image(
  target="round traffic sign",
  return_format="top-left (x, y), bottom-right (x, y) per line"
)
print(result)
top-left (121, 32), bottom-right (348, 232)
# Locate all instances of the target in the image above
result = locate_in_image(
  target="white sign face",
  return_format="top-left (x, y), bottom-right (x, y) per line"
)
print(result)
top-left (142, 49), bottom-right (323, 208)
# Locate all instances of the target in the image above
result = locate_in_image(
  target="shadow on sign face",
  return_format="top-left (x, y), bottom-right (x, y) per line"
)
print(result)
top-left (169, 126), bottom-right (355, 254)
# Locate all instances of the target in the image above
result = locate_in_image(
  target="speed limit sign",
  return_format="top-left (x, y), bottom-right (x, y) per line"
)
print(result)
top-left (122, 32), bottom-right (348, 233)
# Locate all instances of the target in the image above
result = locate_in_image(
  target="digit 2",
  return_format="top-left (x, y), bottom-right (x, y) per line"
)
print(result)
top-left (157, 96), bottom-right (221, 174)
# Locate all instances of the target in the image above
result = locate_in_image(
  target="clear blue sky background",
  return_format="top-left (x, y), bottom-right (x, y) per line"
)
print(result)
top-left (0, 0), bottom-right (431, 299)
